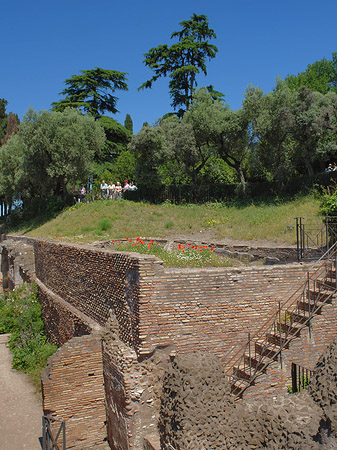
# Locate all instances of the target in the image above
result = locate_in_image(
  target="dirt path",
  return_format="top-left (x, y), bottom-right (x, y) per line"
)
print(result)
top-left (0, 334), bottom-right (42, 450)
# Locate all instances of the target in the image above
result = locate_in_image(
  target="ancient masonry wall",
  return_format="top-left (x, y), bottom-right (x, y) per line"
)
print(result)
top-left (33, 239), bottom-right (161, 351)
top-left (242, 294), bottom-right (337, 400)
top-left (31, 238), bottom-right (310, 362)
top-left (41, 334), bottom-right (107, 449)
top-left (137, 265), bottom-right (310, 361)
top-left (4, 236), bottom-right (337, 448)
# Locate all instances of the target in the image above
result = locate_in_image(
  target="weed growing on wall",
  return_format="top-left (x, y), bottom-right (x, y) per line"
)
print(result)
top-left (0, 284), bottom-right (58, 388)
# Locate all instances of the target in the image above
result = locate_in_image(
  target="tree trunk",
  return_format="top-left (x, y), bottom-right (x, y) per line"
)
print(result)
top-left (238, 166), bottom-right (247, 193)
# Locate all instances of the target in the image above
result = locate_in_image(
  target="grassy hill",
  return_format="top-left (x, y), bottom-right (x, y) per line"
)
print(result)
top-left (12, 194), bottom-right (322, 246)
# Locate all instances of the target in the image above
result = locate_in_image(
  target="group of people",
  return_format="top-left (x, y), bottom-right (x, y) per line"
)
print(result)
top-left (325, 163), bottom-right (337, 172)
top-left (100, 180), bottom-right (137, 200)
top-left (71, 184), bottom-right (87, 203)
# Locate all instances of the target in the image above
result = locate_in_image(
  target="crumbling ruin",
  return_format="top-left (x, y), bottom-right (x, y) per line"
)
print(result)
top-left (2, 235), bottom-right (337, 449)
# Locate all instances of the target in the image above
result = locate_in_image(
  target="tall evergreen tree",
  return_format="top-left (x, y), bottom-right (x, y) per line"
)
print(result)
top-left (0, 98), bottom-right (8, 144)
top-left (52, 67), bottom-right (128, 120)
top-left (124, 113), bottom-right (133, 134)
top-left (139, 13), bottom-right (218, 115)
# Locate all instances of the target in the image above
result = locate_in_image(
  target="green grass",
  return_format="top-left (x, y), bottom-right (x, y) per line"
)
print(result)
top-left (12, 194), bottom-right (322, 246)
top-left (0, 284), bottom-right (58, 390)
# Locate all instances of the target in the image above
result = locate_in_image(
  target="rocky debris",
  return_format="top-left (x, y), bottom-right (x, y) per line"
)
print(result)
top-left (159, 352), bottom-right (233, 449)
top-left (158, 349), bottom-right (337, 450)
top-left (309, 339), bottom-right (337, 435)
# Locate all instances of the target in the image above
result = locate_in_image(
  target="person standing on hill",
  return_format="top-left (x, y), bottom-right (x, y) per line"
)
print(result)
top-left (100, 180), bottom-right (108, 199)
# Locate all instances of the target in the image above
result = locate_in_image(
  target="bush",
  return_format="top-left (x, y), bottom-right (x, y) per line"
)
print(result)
top-left (0, 284), bottom-right (58, 387)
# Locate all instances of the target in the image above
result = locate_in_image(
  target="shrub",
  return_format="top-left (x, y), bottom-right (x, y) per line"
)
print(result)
top-left (0, 284), bottom-right (58, 388)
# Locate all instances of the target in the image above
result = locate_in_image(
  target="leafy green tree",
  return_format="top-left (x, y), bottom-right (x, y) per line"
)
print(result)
top-left (289, 86), bottom-right (336, 177)
top-left (1, 108), bottom-right (106, 212)
top-left (97, 116), bottom-right (131, 161)
top-left (0, 134), bottom-right (25, 212)
top-left (286, 53), bottom-right (337, 94)
top-left (185, 89), bottom-right (248, 187)
top-left (0, 98), bottom-right (8, 144)
top-left (160, 115), bottom-right (203, 183)
top-left (124, 113), bottom-right (133, 134)
top-left (52, 67), bottom-right (128, 119)
top-left (139, 13), bottom-right (218, 114)
top-left (243, 81), bottom-right (298, 184)
top-left (129, 124), bottom-right (164, 187)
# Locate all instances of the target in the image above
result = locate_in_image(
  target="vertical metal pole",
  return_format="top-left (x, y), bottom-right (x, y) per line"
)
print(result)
top-left (335, 252), bottom-right (337, 290)
top-left (42, 417), bottom-right (46, 450)
top-left (326, 218), bottom-right (329, 251)
top-left (296, 217), bottom-right (300, 261)
top-left (308, 273), bottom-right (312, 339)
top-left (279, 301), bottom-right (283, 369)
top-left (248, 332), bottom-right (251, 378)
top-left (300, 217), bottom-right (303, 259)
top-left (291, 363), bottom-right (298, 393)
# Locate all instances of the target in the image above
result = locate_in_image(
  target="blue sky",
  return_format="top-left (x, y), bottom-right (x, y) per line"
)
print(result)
top-left (1, 0), bottom-right (337, 133)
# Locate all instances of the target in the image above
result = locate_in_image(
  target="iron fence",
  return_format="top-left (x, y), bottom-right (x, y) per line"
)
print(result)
top-left (42, 415), bottom-right (66, 450)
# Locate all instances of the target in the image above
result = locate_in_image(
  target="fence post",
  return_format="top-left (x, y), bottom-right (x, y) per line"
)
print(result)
top-left (296, 217), bottom-right (300, 261)
top-left (291, 363), bottom-right (298, 393)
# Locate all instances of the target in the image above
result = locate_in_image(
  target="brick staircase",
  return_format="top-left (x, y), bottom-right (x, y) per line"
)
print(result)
top-left (224, 243), bottom-right (337, 398)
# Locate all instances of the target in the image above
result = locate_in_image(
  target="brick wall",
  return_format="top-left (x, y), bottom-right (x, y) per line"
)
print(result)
top-left (31, 238), bottom-right (311, 362)
top-left (138, 264), bottom-right (310, 361)
top-left (241, 294), bottom-right (337, 400)
top-left (33, 240), bottom-right (161, 350)
top-left (41, 333), bottom-right (107, 449)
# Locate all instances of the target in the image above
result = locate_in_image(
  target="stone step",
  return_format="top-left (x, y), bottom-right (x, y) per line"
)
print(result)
top-left (266, 333), bottom-right (290, 348)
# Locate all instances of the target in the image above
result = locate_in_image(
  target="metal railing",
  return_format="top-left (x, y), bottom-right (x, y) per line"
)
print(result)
top-left (223, 242), bottom-right (337, 398)
top-left (42, 415), bottom-right (66, 450)
top-left (291, 362), bottom-right (313, 393)
top-left (296, 216), bottom-right (337, 260)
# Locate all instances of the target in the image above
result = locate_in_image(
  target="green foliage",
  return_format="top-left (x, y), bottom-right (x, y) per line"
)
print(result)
top-left (139, 13), bottom-right (218, 113)
top-left (52, 67), bottom-right (128, 119)
top-left (285, 52), bottom-right (337, 94)
top-left (124, 113), bottom-right (133, 134)
top-left (99, 218), bottom-right (112, 231)
top-left (0, 107), bottom-right (106, 215)
top-left (129, 123), bottom-right (164, 187)
top-left (0, 284), bottom-right (58, 387)
top-left (0, 98), bottom-right (8, 144)
top-left (320, 184), bottom-right (337, 216)
top-left (97, 116), bottom-right (131, 161)
top-left (287, 376), bottom-right (310, 394)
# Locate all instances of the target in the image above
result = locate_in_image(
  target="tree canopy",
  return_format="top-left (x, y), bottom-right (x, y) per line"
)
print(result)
top-left (139, 13), bottom-right (218, 115)
top-left (52, 67), bottom-right (128, 119)
top-left (285, 53), bottom-right (337, 94)
top-left (0, 108), bottom-right (106, 213)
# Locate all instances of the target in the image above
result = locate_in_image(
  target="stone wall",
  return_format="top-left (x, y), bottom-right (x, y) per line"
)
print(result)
top-left (241, 293), bottom-right (337, 400)
top-left (41, 333), bottom-right (107, 449)
top-left (4, 236), bottom-right (337, 449)
top-left (30, 238), bottom-right (310, 363)
top-left (33, 240), bottom-right (161, 351)
top-left (137, 264), bottom-right (310, 361)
